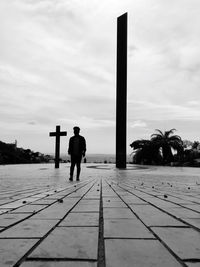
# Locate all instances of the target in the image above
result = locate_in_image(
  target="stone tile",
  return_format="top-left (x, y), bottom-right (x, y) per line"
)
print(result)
top-left (0, 239), bottom-right (37, 267)
top-left (30, 202), bottom-right (75, 219)
top-left (102, 194), bottom-right (118, 198)
top-left (166, 207), bottom-right (200, 219)
top-left (183, 218), bottom-right (200, 229)
top-left (130, 205), bottom-right (185, 226)
top-left (105, 239), bottom-right (182, 267)
top-left (0, 199), bottom-right (10, 205)
top-left (12, 204), bottom-right (46, 213)
top-left (161, 196), bottom-right (192, 204)
top-left (24, 196), bottom-right (46, 203)
top-left (153, 227), bottom-right (200, 259)
top-left (45, 191), bottom-right (68, 196)
top-left (58, 199), bottom-right (78, 206)
top-left (82, 197), bottom-right (99, 200)
top-left (21, 261), bottom-right (97, 267)
top-left (0, 198), bottom-right (37, 209)
top-left (29, 227), bottom-right (98, 259)
top-left (140, 197), bottom-right (179, 208)
top-left (59, 212), bottom-right (99, 226)
top-left (29, 193), bottom-right (51, 198)
top-left (30, 199), bottom-right (57, 205)
top-left (67, 196), bottom-right (82, 199)
top-left (78, 200), bottom-right (100, 205)
top-left (121, 196), bottom-right (148, 205)
top-left (47, 191), bottom-right (75, 198)
top-left (0, 209), bottom-right (11, 215)
top-left (72, 204), bottom-right (99, 212)
top-left (103, 199), bottom-right (127, 208)
top-left (113, 192), bottom-right (133, 197)
top-left (104, 219), bottom-right (154, 238)
top-left (0, 200), bottom-right (26, 209)
top-left (88, 188), bottom-right (100, 194)
top-left (0, 213), bottom-right (31, 227)
top-left (103, 208), bottom-right (134, 219)
top-left (84, 193), bottom-right (100, 199)
top-left (0, 219), bottom-right (58, 238)
top-left (102, 190), bottom-right (119, 198)
top-left (68, 192), bottom-right (87, 198)
top-left (29, 213), bottom-right (59, 220)
top-left (181, 204), bottom-right (200, 213)
top-left (41, 196), bottom-right (60, 200)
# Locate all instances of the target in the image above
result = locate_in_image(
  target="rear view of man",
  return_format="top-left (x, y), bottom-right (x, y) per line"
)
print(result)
top-left (68, 126), bottom-right (86, 181)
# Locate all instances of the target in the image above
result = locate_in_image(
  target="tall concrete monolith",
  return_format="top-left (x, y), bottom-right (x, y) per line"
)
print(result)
top-left (116, 13), bottom-right (127, 168)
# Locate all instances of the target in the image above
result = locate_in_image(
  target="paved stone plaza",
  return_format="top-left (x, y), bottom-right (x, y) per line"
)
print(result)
top-left (0, 163), bottom-right (200, 267)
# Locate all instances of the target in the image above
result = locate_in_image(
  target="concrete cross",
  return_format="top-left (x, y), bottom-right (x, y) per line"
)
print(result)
top-left (49, 125), bottom-right (67, 168)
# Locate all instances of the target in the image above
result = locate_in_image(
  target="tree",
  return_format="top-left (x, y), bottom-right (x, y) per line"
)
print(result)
top-left (130, 139), bottom-right (162, 165)
top-left (151, 129), bottom-right (183, 164)
top-left (192, 141), bottom-right (200, 150)
top-left (183, 140), bottom-right (193, 149)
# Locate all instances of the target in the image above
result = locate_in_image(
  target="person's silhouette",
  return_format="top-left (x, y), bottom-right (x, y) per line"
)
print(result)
top-left (68, 126), bottom-right (86, 181)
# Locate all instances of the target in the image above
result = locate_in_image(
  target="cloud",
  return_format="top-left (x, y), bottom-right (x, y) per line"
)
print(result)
top-left (128, 100), bottom-right (200, 122)
top-left (187, 100), bottom-right (200, 106)
top-left (130, 120), bottom-right (147, 128)
top-left (1, 0), bottom-right (200, 153)
top-left (0, 64), bottom-right (43, 85)
top-left (60, 116), bottom-right (115, 129)
top-left (28, 121), bottom-right (36, 125)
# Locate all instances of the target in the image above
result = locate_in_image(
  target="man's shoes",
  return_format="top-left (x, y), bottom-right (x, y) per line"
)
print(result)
top-left (76, 178), bottom-right (80, 181)
top-left (69, 177), bottom-right (73, 181)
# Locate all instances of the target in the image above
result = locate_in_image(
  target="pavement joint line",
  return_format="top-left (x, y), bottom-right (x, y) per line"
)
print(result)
top-left (150, 225), bottom-right (190, 228)
top-left (11, 211), bottom-right (43, 214)
top-left (107, 180), bottom-right (189, 267)
top-left (57, 225), bottom-right (99, 227)
top-left (82, 198), bottom-right (100, 200)
top-left (12, 179), bottom-right (98, 267)
top-left (29, 203), bottom-right (48, 206)
top-left (72, 211), bottom-right (99, 213)
top-left (103, 206), bottom-right (127, 209)
top-left (97, 178), bottom-right (105, 267)
top-left (114, 182), bottom-right (200, 233)
top-left (183, 258), bottom-right (200, 263)
top-left (0, 239), bottom-right (41, 240)
top-left (104, 237), bottom-right (156, 240)
top-left (26, 257), bottom-right (97, 262)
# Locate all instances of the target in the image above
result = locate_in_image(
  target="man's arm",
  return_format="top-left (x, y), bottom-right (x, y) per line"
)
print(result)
top-left (68, 137), bottom-right (72, 155)
top-left (82, 137), bottom-right (86, 157)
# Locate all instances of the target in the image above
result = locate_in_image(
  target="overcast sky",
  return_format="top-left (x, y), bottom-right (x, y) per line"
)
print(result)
top-left (1, 0), bottom-right (200, 155)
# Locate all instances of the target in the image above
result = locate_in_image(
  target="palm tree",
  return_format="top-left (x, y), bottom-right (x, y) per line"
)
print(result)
top-left (151, 129), bottom-right (183, 164)
top-left (130, 139), bottom-right (162, 165)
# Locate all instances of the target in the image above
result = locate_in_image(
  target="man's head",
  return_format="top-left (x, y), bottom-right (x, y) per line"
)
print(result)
top-left (73, 126), bottom-right (80, 136)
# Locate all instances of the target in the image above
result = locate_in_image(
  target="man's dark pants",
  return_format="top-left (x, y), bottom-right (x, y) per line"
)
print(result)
top-left (70, 155), bottom-right (82, 180)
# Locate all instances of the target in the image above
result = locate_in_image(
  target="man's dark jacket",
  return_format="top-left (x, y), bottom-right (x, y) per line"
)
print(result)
top-left (68, 135), bottom-right (86, 156)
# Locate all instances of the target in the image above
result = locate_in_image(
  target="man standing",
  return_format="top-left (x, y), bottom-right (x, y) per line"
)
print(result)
top-left (68, 126), bottom-right (86, 181)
